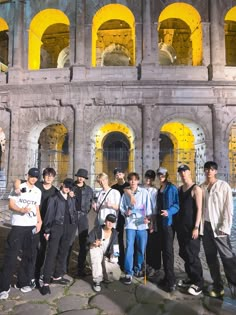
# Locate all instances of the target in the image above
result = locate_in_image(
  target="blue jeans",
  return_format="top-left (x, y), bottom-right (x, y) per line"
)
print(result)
top-left (124, 229), bottom-right (148, 276)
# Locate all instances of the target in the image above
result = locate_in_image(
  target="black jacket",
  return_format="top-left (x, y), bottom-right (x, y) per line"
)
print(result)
top-left (43, 191), bottom-right (77, 233)
top-left (88, 225), bottom-right (118, 258)
top-left (73, 182), bottom-right (93, 214)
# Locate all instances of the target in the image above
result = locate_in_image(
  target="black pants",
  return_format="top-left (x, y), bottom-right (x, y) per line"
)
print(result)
top-left (157, 224), bottom-right (175, 286)
top-left (146, 231), bottom-right (161, 270)
top-left (177, 230), bottom-right (204, 288)
top-left (34, 232), bottom-right (48, 280)
top-left (116, 212), bottom-right (125, 270)
top-left (203, 221), bottom-right (236, 289)
top-left (0, 225), bottom-right (37, 291)
top-left (43, 223), bottom-right (75, 284)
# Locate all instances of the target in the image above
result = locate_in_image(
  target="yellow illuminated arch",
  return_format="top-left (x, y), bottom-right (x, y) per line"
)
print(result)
top-left (161, 122), bottom-right (195, 183)
top-left (92, 4), bottom-right (135, 67)
top-left (159, 3), bottom-right (202, 66)
top-left (28, 9), bottom-right (70, 70)
top-left (225, 7), bottom-right (236, 21)
top-left (0, 17), bottom-right (8, 31)
top-left (94, 121), bottom-right (135, 175)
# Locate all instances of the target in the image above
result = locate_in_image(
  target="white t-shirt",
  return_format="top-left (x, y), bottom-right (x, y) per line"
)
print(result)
top-left (9, 182), bottom-right (42, 226)
top-left (96, 188), bottom-right (121, 226)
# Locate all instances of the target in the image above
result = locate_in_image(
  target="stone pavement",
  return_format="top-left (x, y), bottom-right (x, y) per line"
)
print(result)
top-left (0, 271), bottom-right (236, 315)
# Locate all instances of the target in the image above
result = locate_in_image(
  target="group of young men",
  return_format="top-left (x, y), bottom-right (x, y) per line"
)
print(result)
top-left (0, 161), bottom-right (236, 300)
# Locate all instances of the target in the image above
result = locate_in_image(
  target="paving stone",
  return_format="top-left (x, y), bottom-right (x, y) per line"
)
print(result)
top-left (58, 310), bottom-right (98, 315)
top-left (68, 279), bottom-right (95, 297)
top-left (57, 295), bottom-right (89, 312)
top-left (127, 303), bottom-right (163, 315)
top-left (13, 303), bottom-right (52, 315)
top-left (163, 300), bottom-right (202, 315)
top-left (203, 296), bottom-right (236, 315)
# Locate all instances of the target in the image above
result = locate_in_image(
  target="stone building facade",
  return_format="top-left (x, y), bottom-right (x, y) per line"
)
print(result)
top-left (0, 0), bottom-right (236, 188)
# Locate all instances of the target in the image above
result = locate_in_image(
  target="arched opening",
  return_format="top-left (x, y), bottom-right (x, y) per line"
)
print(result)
top-left (92, 4), bottom-right (135, 67)
top-left (28, 9), bottom-right (70, 70)
top-left (160, 120), bottom-right (206, 185)
top-left (27, 122), bottom-right (69, 185)
top-left (103, 131), bottom-right (130, 179)
top-left (92, 121), bottom-right (135, 184)
top-left (229, 123), bottom-right (236, 188)
top-left (225, 7), bottom-right (236, 66)
top-left (158, 3), bottom-right (202, 66)
top-left (57, 46), bottom-right (70, 68)
top-left (0, 17), bottom-right (8, 72)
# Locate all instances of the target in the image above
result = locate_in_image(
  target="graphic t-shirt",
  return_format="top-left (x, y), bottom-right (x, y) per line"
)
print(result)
top-left (9, 182), bottom-right (42, 226)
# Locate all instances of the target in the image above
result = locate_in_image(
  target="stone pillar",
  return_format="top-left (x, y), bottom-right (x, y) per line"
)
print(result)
top-left (211, 104), bottom-right (229, 180)
top-left (12, 0), bottom-right (25, 69)
top-left (74, 105), bottom-right (86, 172)
top-left (75, 0), bottom-right (85, 65)
top-left (202, 22), bottom-right (211, 67)
top-left (209, 0), bottom-right (225, 80)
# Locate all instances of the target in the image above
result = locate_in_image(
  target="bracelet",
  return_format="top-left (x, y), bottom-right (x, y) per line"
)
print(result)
top-left (194, 226), bottom-right (199, 230)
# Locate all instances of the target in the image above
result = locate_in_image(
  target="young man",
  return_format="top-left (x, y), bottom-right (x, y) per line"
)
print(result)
top-left (156, 167), bottom-right (179, 293)
top-left (94, 173), bottom-right (121, 227)
top-left (40, 178), bottom-right (77, 295)
top-left (200, 161), bottom-right (236, 298)
top-left (0, 168), bottom-right (42, 300)
top-left (88, 213), bottom-right (121, 292)
top-left (111, 167), bottom-right (129, 270)
top-left (73, 168), bottom-right (93, 277)
top-left (177, 164), bottom-right (204, 296)
top-left (120, 172), bottom-right (152, 285)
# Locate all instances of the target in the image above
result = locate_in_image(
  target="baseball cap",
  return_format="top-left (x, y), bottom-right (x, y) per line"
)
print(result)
top-left (113, 168), bottom-right (124, 176)
top-left (105, 213), bottom-right (117, 223)
top-left (63, 178), bottom-right (74, 189)
top-left (178, 164), bottom-right (190, 172)
top-left (28, 167), bottom-right (40, 178)
top-left (156, 167), bottom-right (168, 176)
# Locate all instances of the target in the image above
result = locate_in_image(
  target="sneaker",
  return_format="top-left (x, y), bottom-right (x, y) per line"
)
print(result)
top-left (20, 286), bottom-right (32, 293)
top-left (51, 277), bottom-right (70, 285)
top-left (228, 283), bottom-right (236, 298)
top-left (177, 278), bottom-right (192, 288)
top-left (0, 289), bottom-right (10, 300)
top-left (93, 282), bottom-right (101, 292)
top-left (161, 283), bottom-right (176, 293)
top-left (208, 287), bottom-right (224, 298)
top-left (40, 285), bottom-right (51, 295)
top-left (30, 279), bottom-right (38, 289)
top-left (134, 270), bottom-right (144, 279)
top-left (188, 284), bottom-right (202, 296)
top-left (123, 275), bottom-right (132, 285)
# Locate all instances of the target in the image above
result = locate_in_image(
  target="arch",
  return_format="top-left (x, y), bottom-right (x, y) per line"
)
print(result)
top-left (91, 121), bottom-right (135, 184)
top-left (92, 4), bottom-right (135, 67)
top-left (26, 120), bottom-right (69, 185)
top-left (57, 46), bottom-right (70, 68)
top-left (102, 43), bottom-right (131, 66)
top-left (158, 2), bottom-right (202, 66)
top-left (28, 9), bottom-right (70, 69)
top-left (225, 7), bottom-right (236, 66)
top-left (160, 119), bottom-right (206, 185)
top-left (0, 17), bottom-right (9, 71)
top-left (0, 17), bottom-right (8, 31)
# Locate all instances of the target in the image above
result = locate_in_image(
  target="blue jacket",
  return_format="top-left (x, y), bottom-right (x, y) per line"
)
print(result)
top-left (157, 182), bottom-right (179, 227)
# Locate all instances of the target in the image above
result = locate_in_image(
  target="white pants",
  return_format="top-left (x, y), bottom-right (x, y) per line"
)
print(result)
top-left (89, 247), bottom-right (121, 283)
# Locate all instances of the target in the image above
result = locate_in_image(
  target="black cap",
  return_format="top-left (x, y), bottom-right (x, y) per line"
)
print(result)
top-left (145, 169), bottom-right (156, 180)
top-left (113, 168), bottom-right (124, 176)
top-left (177, 164), bottom-right (190, 172)
top-left (63, 178), bottom-right (74, 189)
top-left (75, 168), bottom-right (88, 179)
top-left (28, 167), bottom-right (40, 178)
top-left (105, 213), bottom-right (117, 223)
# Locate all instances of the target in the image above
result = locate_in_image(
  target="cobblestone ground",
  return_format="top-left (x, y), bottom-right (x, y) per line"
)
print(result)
top-left (0, 203), bottom-right (236, 315)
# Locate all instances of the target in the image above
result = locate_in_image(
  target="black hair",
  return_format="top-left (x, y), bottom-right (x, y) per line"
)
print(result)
top-left (145, 169), bottom-right (156, 180)
top-left (204, 161), bottom-right (218, 170)
top-left (127, 172), bottom-right (140, 181)
top-left (43, 167), bottom-right (56, 177)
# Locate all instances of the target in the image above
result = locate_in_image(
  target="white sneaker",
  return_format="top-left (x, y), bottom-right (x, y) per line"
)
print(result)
top-left (188, 284), bottom-right (202, 296)
top-left (0, 289), bottom-right (10, 300)
top-left (93, 282), bottom-right (101, 292)
top-left (20, 286), bottom-right (32, 293)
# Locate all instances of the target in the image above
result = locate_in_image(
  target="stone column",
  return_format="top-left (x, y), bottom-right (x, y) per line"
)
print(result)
top-left (12, 0), bottom-right (25, 69)
top-left (209, 0), bottom-right (225, 80)
top-left (75, 0), bottom-right (85, 65)
top-left (201, 22), bottom-right (211, 67)
top-left (211, 103), bottom-right (229, 180)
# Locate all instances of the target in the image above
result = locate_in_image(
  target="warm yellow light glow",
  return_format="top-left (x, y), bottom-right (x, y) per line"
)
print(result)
top-left (229, 124), bottom-right (236, 188)
top-left (225, 7), bottom-right (236, 21)
top-left (159, 3), bottom-right (202, 66)
top-left (0, 17), bottom-right (8, 31)
top-left (92, 4), bottom-right (135, 66)
top-left (28, 9), bottom-right (69, 70)
top-left (95, 121), bottom-right (134, 175)
top-left (161, 122), bottom-right (195, 183)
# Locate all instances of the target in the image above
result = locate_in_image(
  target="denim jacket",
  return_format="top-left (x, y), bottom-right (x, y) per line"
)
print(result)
top-left (157, 182), bottom-right (179, 227)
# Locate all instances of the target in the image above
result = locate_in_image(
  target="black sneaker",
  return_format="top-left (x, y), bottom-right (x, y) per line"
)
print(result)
top-left (188, 284), bottom-right (202, 296)
top-left (177, 278), bottom-right (192, 288)
top-left (161, 283), bottom-right (176, 293)
top-left (123, 275), bottom-right (132, 285)
top-left (40, 285), bottom-right (51, 295)
top-left (134, 270), bottom-right (144, 279)
top-left (51, 277), bottom-right (70, 285)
